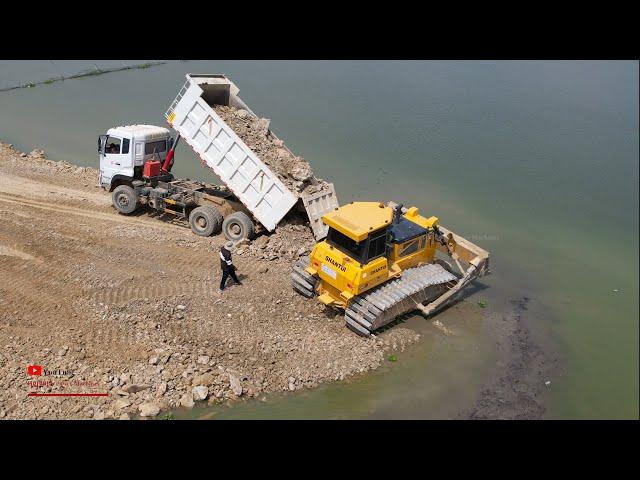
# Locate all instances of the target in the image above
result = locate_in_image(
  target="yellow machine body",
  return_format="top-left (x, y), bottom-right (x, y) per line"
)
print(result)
top-left (306, 202), bottom-right (440, 309)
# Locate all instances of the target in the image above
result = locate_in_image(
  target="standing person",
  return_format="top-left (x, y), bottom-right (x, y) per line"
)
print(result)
top-left (219, 241), bottom-right (242, 292)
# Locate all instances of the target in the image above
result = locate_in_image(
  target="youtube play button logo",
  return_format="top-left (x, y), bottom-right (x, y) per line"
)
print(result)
top-left (27, 365), bottom-right (43, 376)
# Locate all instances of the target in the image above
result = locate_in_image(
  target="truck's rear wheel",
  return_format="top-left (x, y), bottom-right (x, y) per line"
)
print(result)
top-left (112, 185), bottom-right (139, 215)
top-left (222, 212), bottom-right (255, 241)
top-left (189, 206), bottom-right (223, 237)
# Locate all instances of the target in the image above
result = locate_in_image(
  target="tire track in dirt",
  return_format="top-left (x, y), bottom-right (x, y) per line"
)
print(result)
top-left (0, 192), bottom-right (185, 232)
top-left (119, 243), bottom-right (215, 271)
top-left (0, 199), bottom-right (154, 353)
top-left (0, 172), bottom-right (108, 205)
top-left (0, 257), bottom-right (78, 340)
top-left (89, 256), bottom-right (275, 305)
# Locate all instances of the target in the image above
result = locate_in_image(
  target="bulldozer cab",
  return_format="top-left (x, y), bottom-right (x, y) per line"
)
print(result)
top-left (325, 226), bottom-right (387, 265)
top-left (322, 202), bottom-right (438, 267)
top-left (322, 202), bottom-right (392, 264)
top-left (386, 212), bottom-right (439, 269)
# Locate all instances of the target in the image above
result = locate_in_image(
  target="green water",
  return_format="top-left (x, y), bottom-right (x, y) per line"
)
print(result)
top-left (1, 60), bottom-right (637, 419)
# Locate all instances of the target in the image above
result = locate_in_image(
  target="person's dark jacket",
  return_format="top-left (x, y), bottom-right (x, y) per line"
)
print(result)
top-left (220, 247), bottom-right (234, 272)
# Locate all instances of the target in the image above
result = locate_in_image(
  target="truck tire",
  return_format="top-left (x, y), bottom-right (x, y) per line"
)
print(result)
top-left (189, 206), bottom-right (223, 237)
top-left (112, 185), bottom-right (139, 215)
top-left (222, 212), bottom-right (255, 241)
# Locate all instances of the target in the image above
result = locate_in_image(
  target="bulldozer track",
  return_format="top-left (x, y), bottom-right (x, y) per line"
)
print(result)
top-left (344, 263), bottom-right (457, 337)
top-left (290, 257), bottom-right (319, 298)
top-left (289, 259), bottom-right (457, 337)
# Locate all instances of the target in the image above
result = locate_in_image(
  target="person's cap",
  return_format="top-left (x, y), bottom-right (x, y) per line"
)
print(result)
top-left (224, 241), bottom-right (235, 251)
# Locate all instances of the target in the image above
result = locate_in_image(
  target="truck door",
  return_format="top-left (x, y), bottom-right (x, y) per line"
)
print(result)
top-left (101, 136), bottom-right (133, 186)
top-left (98, 135), bottom-right (107, 186)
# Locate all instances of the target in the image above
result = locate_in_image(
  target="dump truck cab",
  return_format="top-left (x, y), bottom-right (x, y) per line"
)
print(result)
top-left (305, 202), bottom-right (441, 308)
top-left (99, 123), bottom-right (261, 241)
top-left (98, 125), bottom-right (172, 191)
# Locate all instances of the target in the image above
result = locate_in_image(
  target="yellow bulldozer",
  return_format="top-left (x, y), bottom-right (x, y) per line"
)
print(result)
top-left (291, 201), bottom-right (490, 336)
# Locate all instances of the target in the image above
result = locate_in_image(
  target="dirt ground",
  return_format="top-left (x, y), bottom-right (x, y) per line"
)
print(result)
top-left (0, 143), bottom-right (421, 420)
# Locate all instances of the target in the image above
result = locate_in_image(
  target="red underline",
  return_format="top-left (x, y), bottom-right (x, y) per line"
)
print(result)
top-left (28, 393), bottom-right (109, 397)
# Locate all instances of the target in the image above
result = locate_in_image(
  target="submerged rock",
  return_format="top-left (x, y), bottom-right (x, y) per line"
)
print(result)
top-left (139, 402), bottom-right (160, 417)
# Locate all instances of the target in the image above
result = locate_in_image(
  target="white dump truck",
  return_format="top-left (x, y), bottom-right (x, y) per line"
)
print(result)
top-left (98, 74), bottom-right (338, 241)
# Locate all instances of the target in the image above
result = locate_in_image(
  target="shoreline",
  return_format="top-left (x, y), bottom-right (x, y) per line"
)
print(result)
top-left (459, 296), bottom-right (561, 419)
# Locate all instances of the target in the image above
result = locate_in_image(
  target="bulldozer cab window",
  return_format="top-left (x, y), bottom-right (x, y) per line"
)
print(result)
top-left (399, 238), bottom-right (421, 257)
top-left (327, 228), bottom-right (366, 263)
top-left (105, 137), bottom-right (121, 155)
top-left (367, 229), bottom-right (388, 262)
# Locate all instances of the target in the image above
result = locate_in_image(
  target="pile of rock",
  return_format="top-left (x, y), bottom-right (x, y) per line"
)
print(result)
top-left (28, 148), bottom-right (45, 158)
top-left (1, 143), bottom-right (98, 187)
top-left (235, 223), bottom-right (316, 263)
top-left (213, 105), bottom-right (331, 196)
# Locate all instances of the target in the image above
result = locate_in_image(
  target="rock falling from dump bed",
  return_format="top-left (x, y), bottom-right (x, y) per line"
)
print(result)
top-left (213, 105), bottom-right (330, 196)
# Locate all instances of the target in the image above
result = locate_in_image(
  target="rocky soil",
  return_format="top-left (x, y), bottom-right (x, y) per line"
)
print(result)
top-left (213, 105), bottom-right (331, 196)
top-left (0, 142), bottom-right (419, 420)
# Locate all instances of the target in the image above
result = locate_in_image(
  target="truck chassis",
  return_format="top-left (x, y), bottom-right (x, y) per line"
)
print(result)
top-left (112, 174), bottom-right (260, 241)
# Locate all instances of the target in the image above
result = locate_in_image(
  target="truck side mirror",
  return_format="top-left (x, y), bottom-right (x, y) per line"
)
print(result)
top-left (98, 135), bottom-right (107, 155)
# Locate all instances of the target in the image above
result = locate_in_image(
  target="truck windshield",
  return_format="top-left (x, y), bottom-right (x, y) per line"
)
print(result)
top-left (326, 228), bottom-right (367, 263)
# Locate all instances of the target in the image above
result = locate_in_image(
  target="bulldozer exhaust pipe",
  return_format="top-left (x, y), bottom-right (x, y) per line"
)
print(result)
top-left (393, 203), bottom-right (403, 224)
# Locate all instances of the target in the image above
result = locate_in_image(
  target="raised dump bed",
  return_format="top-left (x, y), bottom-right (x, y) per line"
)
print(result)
top-left (165, 74), bottom-right (338, 238)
